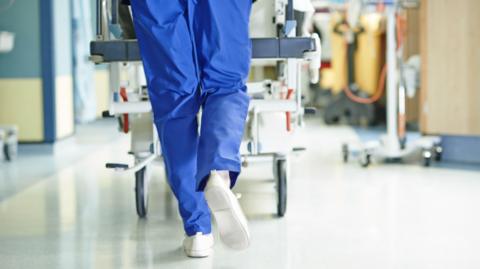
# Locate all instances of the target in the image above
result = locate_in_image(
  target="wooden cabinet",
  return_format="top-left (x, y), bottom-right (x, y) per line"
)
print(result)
top-left (420, 0), bottom-right (480, 136)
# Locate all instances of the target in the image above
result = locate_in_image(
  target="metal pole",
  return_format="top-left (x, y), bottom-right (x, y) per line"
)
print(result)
top-left (97, 0), bottom-right (109, 40)
top-left (96, 0), bottom-right (103, 39)
top-left (385, 5), bottom-right (400, 153)
top-left (286, 0), bottom-right (294, 21)
top-left (111, 0), bottom-right (118, 25)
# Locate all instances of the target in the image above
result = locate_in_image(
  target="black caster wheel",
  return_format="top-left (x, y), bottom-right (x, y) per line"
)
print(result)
top-left (276, 159), bottom-right (287, 217)
top-left (434, 145), bottom-right (443, 162)
top-left (359, 152), bottom-right (371, 168)
top-left (4, 143), bottom-right (17, 162)
top-left (423, 150), bottom-right (432, 167)
top-left (3, 144), bottom-right (9, 161)
top-left (342, 144), bottom-right (349, 163)
top-left (135, 166), bottom-right (150, 218)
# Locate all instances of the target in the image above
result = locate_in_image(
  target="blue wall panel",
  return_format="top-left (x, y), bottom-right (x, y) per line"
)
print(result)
top-left (40, 0), bottom-right (56, 142)
top-left (442, 136), bottom-right (480, 164)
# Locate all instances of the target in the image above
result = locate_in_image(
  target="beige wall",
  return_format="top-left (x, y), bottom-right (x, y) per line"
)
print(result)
top-left (0, 78), bottom-right (44, 142)
top-left (0, 76), bottom-right (76, 142)
top-left (95, 69), bottom-right (110, 118)
top-left (55, 75), bottom-right (75, 139)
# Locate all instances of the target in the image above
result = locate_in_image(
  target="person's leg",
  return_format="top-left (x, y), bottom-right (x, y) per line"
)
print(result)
top-left (191, 0), bottom-right (253, 250)
top-left (130, 0), bottom-right (211, 236)
top-left (196, 90), bottom-right (250, 190)
top-left (154, 94), bottom-right (211, 236)
top-left (193, 0), bottom-right (253, 190)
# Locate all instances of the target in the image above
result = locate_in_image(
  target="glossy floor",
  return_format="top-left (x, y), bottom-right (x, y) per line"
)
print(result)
top-left (1, 118), bottom-right (480, 269)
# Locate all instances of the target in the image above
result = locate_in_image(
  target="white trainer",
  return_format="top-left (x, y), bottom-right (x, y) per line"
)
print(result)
top-left (204, 171), bottom-right (250, 250)
top-left (183, 232), bottom-right (214, 258)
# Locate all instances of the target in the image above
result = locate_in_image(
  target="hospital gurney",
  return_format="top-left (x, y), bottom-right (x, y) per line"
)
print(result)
top-left (91, 0), bottom-right (321, 218)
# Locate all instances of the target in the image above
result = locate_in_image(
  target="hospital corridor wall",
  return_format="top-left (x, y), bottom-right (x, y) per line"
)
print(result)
top-left (0, 0), bottom-right (75, 143)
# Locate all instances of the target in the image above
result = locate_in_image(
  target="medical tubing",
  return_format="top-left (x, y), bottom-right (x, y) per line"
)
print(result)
top-left (343, 63), bottom-right (387, 104)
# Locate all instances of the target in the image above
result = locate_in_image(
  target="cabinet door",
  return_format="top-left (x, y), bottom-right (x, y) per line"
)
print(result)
top-left (420, 0), bottom-right (480, 135)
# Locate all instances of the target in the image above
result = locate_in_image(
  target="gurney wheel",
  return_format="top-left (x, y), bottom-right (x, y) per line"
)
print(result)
top-left (434, 145), bottom-right (443, 162)
top-left (135, 166), bottom-right (149, 218)
top-left (422, 150), bottom-right (432, 167)
top-left (359, 151), bottom-right (371, 168)
top-left (342, 144), bottom-right (349, 163)
top-left (4, 141), bottom-right (17, 161)
top-left (276, 159), bottom-right (287, 217)
top-left (3, 145), bottom-right (12, 161)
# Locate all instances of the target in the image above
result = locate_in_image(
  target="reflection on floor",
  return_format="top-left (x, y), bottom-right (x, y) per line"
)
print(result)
top-left (1, 117), bottom-right (479, 269)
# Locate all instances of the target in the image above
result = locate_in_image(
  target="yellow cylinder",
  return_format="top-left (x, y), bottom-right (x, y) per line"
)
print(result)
top-left (329, 12), bottom-right (386, 95)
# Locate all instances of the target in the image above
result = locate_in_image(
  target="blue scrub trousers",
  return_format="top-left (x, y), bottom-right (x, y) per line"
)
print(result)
top-left (130, 0), bottom-right (252, 236)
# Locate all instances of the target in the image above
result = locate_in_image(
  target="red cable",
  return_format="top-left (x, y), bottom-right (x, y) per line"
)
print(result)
top-left (285, 88), bottom-right (294, 132)
top-left (119, 87), bottom-right (130, 134)
top-left (396, 13), bottom-right (407, 49)
top-left (396, 13), bottom-right (408, 139)
top-left (343, 63), bottom-right (387, 104)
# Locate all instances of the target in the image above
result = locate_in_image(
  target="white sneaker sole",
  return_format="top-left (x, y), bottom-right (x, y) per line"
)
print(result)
top-left (205, 186), bottom-right (250, 250)
top-left (184, 248), bottom-right (213, 258)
